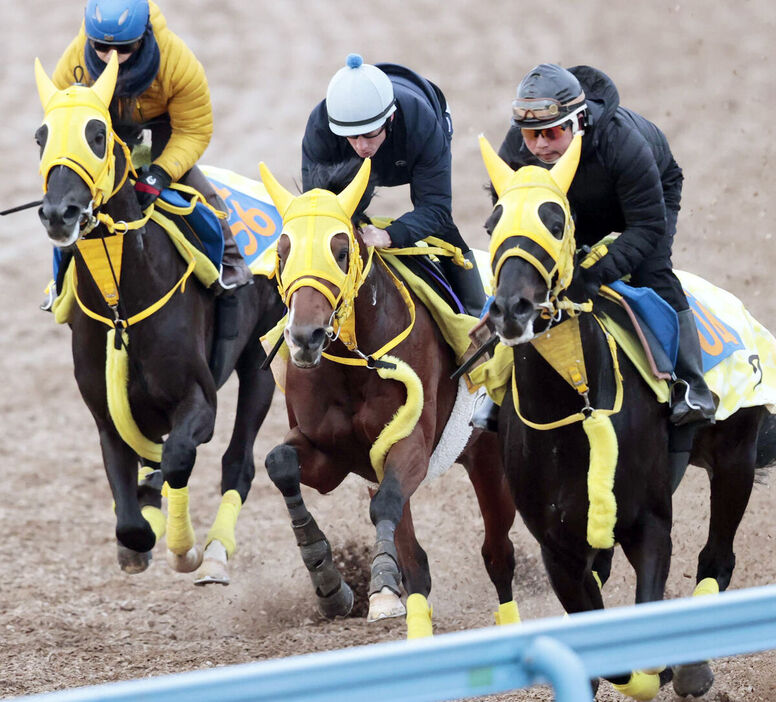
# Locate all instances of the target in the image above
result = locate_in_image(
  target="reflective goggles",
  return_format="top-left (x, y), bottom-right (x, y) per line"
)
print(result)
top-left (511, 93), bottom-right (586, 125)
top-left (520, 122), bottom-right (571, 142)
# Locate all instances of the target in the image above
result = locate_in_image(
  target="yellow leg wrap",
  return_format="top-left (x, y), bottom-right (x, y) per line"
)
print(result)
top-left (141, 505), bottom-right (166, 543)
top-left (584, 411), bottom-right (618, 549)
top-left (611, 671), bottom-right (660, 700)
top-left (493, 600), bottom-right (521, 626)
top-left (693, 577), bottom-right (720, 597)
top-left (165, 486), bottom-right (196, 555)
top-left (204, 489), bottom-right (243, 558)
top-left (369, 355), bottom-right (424, 483)
top-left (406, 593), bottom-right (433, 639)
top-left (592, 570), bottom-right (603, 591)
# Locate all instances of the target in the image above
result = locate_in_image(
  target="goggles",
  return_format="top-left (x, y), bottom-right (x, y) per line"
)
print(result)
top-left (90, 39), bottom-right (141, 55)
top-left (520, 122), bottom-right (571, 142)
top-left (511, 93), bottom-right (586, 126)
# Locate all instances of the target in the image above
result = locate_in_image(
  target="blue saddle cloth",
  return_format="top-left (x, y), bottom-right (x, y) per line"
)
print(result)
top-left (608, 281), bottom-right (679, 371)
top-left (158, 188), bottom-right (224, 269)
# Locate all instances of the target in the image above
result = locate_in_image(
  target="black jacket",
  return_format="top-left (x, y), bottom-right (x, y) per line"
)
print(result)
top-left (302, 64), bottom-right (453, 248)
top-left (497, 65), bottom-right (684, 285)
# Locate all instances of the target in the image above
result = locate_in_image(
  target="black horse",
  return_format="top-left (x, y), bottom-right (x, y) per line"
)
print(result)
top-left (478, 133), bottom-right (776, 699)
top-left (34, 55), bottom-right (284, 583)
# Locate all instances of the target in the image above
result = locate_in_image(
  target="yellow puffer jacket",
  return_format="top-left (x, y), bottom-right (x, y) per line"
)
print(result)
top-left (53, 1), bottom-right (212, 182)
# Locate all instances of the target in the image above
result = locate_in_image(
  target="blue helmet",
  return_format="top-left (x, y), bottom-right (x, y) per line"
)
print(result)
top-left (84, 0), bottom-right (150, 44)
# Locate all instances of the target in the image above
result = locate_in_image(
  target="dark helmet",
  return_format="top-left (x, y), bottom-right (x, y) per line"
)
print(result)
top-left (511, 63), bottom-right (587, 129)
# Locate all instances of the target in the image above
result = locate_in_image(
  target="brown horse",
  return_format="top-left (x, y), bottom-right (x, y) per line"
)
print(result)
top-left (258, 157), bottom-right (517, 636)
top-left (478, 132), bottom-right (776, 698)
top-left (33, 55), bottom-right (284, 583)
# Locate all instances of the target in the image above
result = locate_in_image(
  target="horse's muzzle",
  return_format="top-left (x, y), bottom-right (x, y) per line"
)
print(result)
top-left (488, 293), bottom-right (538, 346)
top-left (38, 198), bottom-right (84, 247)
top-left (285, 324), bottom-right (328, 368)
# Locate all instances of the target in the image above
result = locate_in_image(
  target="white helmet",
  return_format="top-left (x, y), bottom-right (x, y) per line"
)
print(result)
top-left (326, 54), bottom-right (396, 137)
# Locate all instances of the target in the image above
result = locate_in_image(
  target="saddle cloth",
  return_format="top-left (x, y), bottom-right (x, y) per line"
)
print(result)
top-left (470, 270), bottom-right (776, 422)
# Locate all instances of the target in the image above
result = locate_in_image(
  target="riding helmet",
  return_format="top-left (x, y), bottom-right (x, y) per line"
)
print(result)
top-left (511, 63), bottom-right (587, 129)
top-left (84, 0), bottom-right (150, 44)
top-left (325, 54), bottom-right (397, 137)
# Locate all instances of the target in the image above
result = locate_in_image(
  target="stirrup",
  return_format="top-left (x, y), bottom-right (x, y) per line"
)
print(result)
top-left (40, 282), bottom-right (57, 312)
top-left (670, 381), bottom-right (716, 426)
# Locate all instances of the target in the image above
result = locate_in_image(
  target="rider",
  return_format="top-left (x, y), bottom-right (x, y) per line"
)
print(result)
top-left (476, 63), bottom-right (716, 428)
top-left (301, 53), bottom-right (487, 317)
top-left (43, 0), bottom-right (251, 308)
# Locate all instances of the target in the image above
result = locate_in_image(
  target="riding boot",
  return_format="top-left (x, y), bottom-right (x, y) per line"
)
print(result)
top-left (670, 310), bottom-right (717, 426)
top-left (218, 221), bottom-right (254, 290)
top-left (440, 250), bottom-right (487, 317)
top-left (470, 392), bottom-right (500, 432)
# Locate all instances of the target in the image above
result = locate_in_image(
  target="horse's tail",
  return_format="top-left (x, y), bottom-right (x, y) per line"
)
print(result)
top-left (755, 410), bottom-right (776, 475)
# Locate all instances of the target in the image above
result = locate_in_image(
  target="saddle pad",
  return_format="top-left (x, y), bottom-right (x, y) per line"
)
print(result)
top-left (201, 165), bottom-right (282, 277)
top-left (608, 280), bottom-right (679, 369)
top-left (157, 188), bottom-right (224, 268)
top-left (470, 272), bottom-right (776, 422)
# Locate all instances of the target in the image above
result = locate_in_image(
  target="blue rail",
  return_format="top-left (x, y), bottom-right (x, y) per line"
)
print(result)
top-left (15, 585), bottom-right (776, 702)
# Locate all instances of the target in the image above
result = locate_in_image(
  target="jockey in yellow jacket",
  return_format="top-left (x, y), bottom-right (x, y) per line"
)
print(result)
top-left (43, 0), bottom-right (251, 310)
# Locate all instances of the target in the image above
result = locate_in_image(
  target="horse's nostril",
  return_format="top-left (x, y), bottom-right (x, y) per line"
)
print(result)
top-left (63, 205), bottom-right (81, 223)
top-left (514, 298), bottom-right (534, 318)
top-left (309, 327), bottom-right (326, 349)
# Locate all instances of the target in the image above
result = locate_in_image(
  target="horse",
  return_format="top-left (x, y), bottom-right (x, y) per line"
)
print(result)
top-left (256, 156), bottom-right (518, 637)
top-left (33, 54), bottom-right (285, 584)
top-left (477, 132), bottom-right (776, 699)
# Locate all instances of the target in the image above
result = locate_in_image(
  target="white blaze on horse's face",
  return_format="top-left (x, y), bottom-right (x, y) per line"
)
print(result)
top-left (34, 54), bottom-right (120, 210)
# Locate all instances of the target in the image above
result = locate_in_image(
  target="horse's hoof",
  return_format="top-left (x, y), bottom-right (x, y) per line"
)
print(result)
top-left (367, 586), bottom-right (406, 622)
top-left (194, 541), bottom-right (230, 586)
top-left (117, 544), bottom-right (152, 574)
top-left (167, 543), bottom-right (204, 573)
top-left (317, 581), bottom-right (355, 619)
top-left (672, 662), bottom-right (714, 698)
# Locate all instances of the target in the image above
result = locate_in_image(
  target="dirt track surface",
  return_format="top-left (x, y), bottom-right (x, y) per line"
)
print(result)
top-left (1, 1), bottom-right (775, 700)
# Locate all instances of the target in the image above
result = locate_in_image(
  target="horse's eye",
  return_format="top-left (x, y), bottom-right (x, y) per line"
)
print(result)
top-left (34, 125), bottom-right (48, 156)
top-left (337, 249), bottom-right (348, 264)
top-left (85, 119), bottom-right (107, 158)
top-left (538, 202), bottom-right (565, 240)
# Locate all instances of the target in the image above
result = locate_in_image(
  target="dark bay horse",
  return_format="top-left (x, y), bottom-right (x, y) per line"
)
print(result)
top-left (33, 55), bottom-right (284, 584)
top-left (257, 158), bottom-right (518, 637)
top-left (478, 133), bottom-right (776, 698)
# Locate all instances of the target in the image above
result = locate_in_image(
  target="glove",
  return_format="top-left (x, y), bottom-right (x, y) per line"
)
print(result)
top-left (564, 266), bottom-right (601, 304)
top-left (134, 164), bottom-right (171, 210)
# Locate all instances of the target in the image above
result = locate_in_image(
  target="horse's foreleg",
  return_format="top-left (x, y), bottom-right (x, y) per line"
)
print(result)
top-left (196, 352), bottom-right (276, 586)
top-left (461, 433), bottom-right (518, 624)
top-left (162, 388), bottom-right (215, 573)
top-left (98, 427), bottom-right (156, 572)
top-left (265, 442), bottom-right (354, 618)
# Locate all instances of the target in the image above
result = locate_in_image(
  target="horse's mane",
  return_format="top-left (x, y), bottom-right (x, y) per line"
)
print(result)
top-left (304, 159), bottom-right (378, 227)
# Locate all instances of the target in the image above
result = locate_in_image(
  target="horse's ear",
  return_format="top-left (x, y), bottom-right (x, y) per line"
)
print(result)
top-left (259, 162), bottom-right (294, 217)
top-left (549, 133), bottom-right (582, 194)
top-left (34, 58), bottom-right (58, 111)
top-left (92, 52), bottom-right (119, 108)
top-left (337, 158), bottom-right (371, 218)
top-left (479, 135), bottom-right (514, 197)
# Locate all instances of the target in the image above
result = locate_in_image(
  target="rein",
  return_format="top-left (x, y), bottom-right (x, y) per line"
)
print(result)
top-left (322, 253), bottom-right (415, 370)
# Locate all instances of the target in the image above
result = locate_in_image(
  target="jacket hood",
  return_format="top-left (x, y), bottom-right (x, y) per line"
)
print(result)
top-left (569, 65), bottom-right (620, 137)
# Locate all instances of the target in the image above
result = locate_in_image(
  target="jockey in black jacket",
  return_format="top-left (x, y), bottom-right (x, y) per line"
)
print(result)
top-left (479, 63), bottom-right (715, 427)
top-left (301, 54), bottom-right (486, 316)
